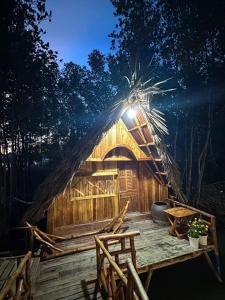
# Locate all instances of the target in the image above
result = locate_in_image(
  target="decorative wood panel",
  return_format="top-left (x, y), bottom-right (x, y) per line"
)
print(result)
top-left (47, 161), bottom-right (119, 233)
top-left (87, 120), bottom-right (148, 161)
top-left (118, 162), bottom-right (139, 212)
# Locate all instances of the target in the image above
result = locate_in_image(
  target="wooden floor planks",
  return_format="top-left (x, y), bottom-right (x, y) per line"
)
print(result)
top-left (0, 259), bottom-right (17, 290)
top-left (32, 215), bottom-right (209, 300)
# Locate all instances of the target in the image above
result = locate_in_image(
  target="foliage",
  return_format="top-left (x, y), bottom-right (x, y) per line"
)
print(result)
top-left (110, 0), bottom-right (225, 205)
top-left (188, 218), bottom-right (208, 238)
top-left (188, 218), bottom-right (202, 238)
top-left (0, 1), bottom-right (117, 226)
top-left (199, 222), bottom-right (208, 236)
top-left (0, 0), bottom-right (61, 226)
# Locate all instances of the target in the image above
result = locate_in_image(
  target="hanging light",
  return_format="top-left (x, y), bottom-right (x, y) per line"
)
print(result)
top-left (126, 107), bottom-right (136, 119)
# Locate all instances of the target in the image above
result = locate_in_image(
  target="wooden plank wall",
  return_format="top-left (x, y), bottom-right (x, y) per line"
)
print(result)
top-left (138, 162), bottom-right (167, 212)
top-left (47, 161), bottom-right (168, 233)
top-left (47, 161), bottom-right (118, 233)
top-left (87, 120), bottom-right (148, 161)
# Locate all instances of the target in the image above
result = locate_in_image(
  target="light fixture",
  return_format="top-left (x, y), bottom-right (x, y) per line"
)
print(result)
top-left (126, 107), bottom-right (136, 119)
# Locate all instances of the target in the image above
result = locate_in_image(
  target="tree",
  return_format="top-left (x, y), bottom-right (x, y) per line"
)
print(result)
top-left (0, 0), bottom-right (59, 227)
top-left (110, 0), bottom-right (225, 204)
top-left (157, 0), bottom-right (225, 202)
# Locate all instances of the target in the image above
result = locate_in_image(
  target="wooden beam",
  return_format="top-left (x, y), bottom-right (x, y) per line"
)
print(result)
top-left (128, 123), bottom-right (147, 132)
top-left (86, 158), bottom-right (102, 161)
top-left (91, 170), bottom-right (118, 176)
top-left (139, 142), bottom-right (155, 147)
top-left (71, 194), bottom-right (116, 201)
top-left (156, 172), bottom-right (167, 175)
top-left (137, 157), bottom-right (161, 162)
top-left (99, 231), bottom-right (140, 241)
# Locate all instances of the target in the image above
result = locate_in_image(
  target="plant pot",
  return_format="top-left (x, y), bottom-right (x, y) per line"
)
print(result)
top-left (188, 236), bottom-right (199, 250)
top-left (151, 201), bottom-right (170, 225)
top-left (199, 234), bottom-right (208, 246)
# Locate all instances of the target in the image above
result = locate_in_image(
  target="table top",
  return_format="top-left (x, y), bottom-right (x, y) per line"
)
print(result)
top-left (164, 207), bottom-right (198, 218)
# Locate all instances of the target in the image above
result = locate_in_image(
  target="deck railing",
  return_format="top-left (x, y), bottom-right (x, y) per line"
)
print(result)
top-left (168, 197), bottom-right (221, 277)
top-left (127, 258), bottom-right (149, 300)
top-left (95, 231), bottom-right (149, 300)
top-left (0, 251), bottom-right (32, 300)
top-left (169, 198), bottom-right (218, 248)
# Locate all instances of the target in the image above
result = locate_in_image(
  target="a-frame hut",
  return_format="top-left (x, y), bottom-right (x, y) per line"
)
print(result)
top-left (24, 98), bottom-right (173, 234)
top-left (47, 105), bottom-right (168, 232)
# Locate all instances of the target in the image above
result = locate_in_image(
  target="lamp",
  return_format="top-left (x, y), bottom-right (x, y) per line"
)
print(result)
top-left (126, 107), bottom-right (136, 119)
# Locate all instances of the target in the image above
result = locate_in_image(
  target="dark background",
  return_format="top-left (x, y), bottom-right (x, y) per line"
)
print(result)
top-left (0, 0), bottom-right (225, 230)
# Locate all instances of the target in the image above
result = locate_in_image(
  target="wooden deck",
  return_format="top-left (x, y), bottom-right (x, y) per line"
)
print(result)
top-left (32, 213), bottom-right (215, 300)
top-left (0, 259), bottom-right (17, 291)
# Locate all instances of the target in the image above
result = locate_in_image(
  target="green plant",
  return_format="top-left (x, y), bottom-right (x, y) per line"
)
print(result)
top-left (187, 218), bottom-right (202, 238)
top-left (199, 222), bottom-right (209, 236)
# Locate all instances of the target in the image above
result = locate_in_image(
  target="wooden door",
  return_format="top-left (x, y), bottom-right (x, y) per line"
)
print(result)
top-left (118, 162), bottom-right (139, 212)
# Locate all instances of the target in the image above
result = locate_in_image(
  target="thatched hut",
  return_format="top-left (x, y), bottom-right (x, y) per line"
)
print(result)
top-left (24, 89), bottom-right (181, 233)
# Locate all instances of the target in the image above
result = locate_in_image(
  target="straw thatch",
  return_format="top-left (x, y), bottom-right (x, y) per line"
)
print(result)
top-left (23, 78), bottom-right (184, 224)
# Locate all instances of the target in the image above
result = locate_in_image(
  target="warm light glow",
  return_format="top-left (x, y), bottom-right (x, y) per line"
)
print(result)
top-left (127, 108), bottom-right (136, 119)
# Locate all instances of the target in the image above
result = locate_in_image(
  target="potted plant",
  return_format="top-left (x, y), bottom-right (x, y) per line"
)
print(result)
top-left (199, 222), bottom-right (209, 246)
top-left (187, 218), bottom-right (201, 250)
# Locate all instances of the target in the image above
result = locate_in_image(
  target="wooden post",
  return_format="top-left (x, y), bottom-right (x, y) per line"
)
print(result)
top-left (28, 227), bottom-right (34, 252)
top-left (127, 265), bottom-right (134, 300)
top-left (130, 237), bottom-right (136, 269)
top-left (26, 255), bottom-right (31, 298)
top-left (144, 268), bottom-right (153, 292)
top-left (109, 266), bottom-right (117, 299)
top-left (204, 252), bottom-right (222, 283)
top-left (210, 216), bottom-right (221, 276)
top-left (127, 259), bottom-right (148, 300)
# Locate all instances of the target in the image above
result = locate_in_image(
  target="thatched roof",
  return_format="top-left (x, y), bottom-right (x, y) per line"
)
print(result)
top-left (23, 80), bottom-right (184, 224)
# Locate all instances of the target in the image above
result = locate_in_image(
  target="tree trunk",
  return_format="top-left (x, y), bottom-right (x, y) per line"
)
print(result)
top-left (187, 125), bottom-right (194, 198)
top-left (195, 104), bottom-right (212, 205)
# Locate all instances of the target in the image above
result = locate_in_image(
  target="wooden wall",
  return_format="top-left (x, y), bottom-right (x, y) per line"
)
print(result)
top-left (47, 117), bottom-right (168, 233)
top-left (47, 160), bottom-right (168, 233)
top-left (87, 120), bottom-right (148, 161)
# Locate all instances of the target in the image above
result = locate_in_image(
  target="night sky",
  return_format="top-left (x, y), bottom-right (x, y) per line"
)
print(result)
top-left (42, 0), bottom-right (116, 66)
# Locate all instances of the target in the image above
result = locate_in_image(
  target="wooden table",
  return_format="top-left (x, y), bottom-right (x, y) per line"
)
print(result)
top-left (164, 207), bottom-right (198, 239)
